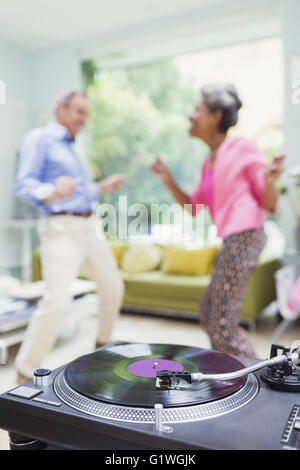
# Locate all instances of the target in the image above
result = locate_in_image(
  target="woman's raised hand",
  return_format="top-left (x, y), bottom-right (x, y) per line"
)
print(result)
top-left (150, 155), bottom-right (172, 184)
top-left (264, 155), bottom-right (285, 186)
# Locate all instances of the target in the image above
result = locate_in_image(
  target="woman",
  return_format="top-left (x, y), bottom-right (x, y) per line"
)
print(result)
top-left (150, 84), bottom-right (284, 358)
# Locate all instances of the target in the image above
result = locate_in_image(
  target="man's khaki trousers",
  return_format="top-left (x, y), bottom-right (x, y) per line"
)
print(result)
top-left (15, 215), bottom-right (124, 378)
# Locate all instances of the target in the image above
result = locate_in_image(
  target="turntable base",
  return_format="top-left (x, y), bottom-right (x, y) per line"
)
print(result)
top-left (0, 342), bottom-right (300, 450)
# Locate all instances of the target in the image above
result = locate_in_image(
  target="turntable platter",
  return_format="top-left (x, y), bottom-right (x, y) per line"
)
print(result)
top-left (64, 343), bottom-right (247, 408)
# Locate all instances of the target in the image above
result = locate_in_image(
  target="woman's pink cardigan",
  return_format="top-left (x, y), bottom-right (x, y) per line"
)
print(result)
top-left (190, 137), bottom-right (271, 240)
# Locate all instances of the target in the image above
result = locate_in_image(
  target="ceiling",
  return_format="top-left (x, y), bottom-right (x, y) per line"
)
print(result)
top-left (0, 0), bottom-right (226, 51)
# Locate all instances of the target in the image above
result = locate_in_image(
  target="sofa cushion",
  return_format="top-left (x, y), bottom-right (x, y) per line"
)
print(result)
top-left (108, 241), bottom-right (128, 266)
top-left (161, 245), bottom-right (220, 276)
top-left (121, 244), bottom-right (162, 273)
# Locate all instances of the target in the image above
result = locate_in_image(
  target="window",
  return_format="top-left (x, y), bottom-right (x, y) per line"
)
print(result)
top-left (83, 37), bottom-right (284, 239)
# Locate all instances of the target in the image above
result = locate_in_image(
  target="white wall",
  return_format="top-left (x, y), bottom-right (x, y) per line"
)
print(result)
top-left (0, 39), bottom-right (33, 268)
top-left (29, 0), bottom-right (282, 119)
top-left (0, 39), bottom-right (33, 114)
top-left (31, 44), bottom-right (83, 126)
top-left (82, 0), bottom-right (282, 68)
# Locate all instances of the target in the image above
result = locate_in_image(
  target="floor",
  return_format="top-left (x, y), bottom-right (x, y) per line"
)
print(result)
top-left (0, 310), bottom-right (299, 450)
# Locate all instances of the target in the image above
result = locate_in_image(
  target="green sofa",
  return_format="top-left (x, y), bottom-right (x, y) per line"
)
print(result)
top-left (32, 248), bottom-right (280, 324)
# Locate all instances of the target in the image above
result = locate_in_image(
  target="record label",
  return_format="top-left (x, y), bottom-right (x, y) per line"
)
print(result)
top-left (128, 359), bottom-right (183, 378)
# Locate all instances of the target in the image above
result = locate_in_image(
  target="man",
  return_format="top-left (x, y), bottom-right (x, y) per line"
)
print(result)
top-left (15, 91), bottom-right (125, 384)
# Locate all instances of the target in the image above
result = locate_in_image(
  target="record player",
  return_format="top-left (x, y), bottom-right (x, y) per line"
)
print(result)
top-left (0, 341), bottom-right (300, 450)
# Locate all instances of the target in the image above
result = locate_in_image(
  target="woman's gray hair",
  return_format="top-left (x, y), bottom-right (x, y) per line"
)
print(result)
top-left (201, 84), bottom-right (242, 133)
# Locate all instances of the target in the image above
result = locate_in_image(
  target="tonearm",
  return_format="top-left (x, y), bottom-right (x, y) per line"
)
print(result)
top-left (156, 344), bottom-right (300, 390)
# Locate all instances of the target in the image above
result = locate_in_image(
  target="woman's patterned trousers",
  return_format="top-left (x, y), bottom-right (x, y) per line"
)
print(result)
top-left (199, 228), bottom-right (266, 358)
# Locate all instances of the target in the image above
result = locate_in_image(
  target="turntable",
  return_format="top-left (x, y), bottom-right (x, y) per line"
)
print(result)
top-left (0, 341), bottom-right (300, 450)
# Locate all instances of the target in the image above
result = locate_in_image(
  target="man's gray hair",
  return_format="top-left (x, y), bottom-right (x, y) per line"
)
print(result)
top-left (55, 90), bottom-right (87, 113)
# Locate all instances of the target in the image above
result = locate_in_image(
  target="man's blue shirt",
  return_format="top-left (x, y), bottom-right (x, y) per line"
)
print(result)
top-left (15, 121), bottom-right (100, 215)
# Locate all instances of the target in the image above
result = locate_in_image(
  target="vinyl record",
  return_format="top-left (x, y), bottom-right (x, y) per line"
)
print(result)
top-left (65, 343), bottom-right (247, 408)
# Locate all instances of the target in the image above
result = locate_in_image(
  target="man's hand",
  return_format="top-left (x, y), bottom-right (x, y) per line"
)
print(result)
top-left (43, 176), bottom-right (77, 203)
top-left (99, 174), bottom-right (126, 195)
top-left (55, 176), bottom-right (77, 198)
top-left (264, 155), bottom-right (285, 186)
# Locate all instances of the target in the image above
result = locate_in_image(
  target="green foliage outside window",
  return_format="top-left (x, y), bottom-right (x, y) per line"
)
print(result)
top-left (83, 60), bottom-right (208, 206)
